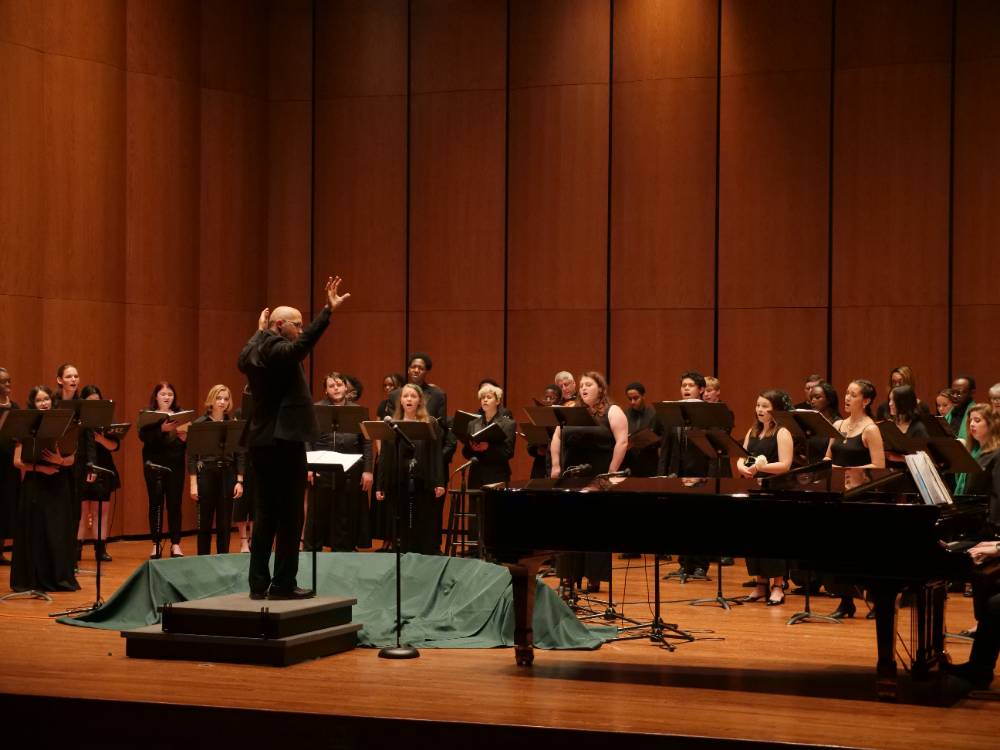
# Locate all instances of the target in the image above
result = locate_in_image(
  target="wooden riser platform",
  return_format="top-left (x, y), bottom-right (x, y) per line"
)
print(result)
top-left (123, 621), bottom-right (362, 666)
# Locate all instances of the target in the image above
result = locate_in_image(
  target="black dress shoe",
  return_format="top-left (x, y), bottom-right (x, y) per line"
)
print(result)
top-left (97, 551), bottom-right (113, 562)
top-left (830, 597), bottom-right (857, 619)
top-left (249, 590), bottom-right (267, 600)
top-left (267, 586), bottom-right (315, 600)
top-left (742, 578), bottom-right (757, 588)
top-left (865, 608), bottom-right (877, 620)
top-left (720, 557), bottom-right (734, 566)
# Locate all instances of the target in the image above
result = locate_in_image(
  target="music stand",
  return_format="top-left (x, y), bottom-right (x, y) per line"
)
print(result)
top-left (0, 408), bottom-right (74, 604)
top-left (655, 402), bottom-right (733, 584)
top-left (362, 418), bottom-right (438, 659)
top-left (52, 401), bottom-right (121, 618)
top-left (309, 404), bottom-right (368, 584)
top-left (523, 405), bottom-right (597, 429)
top-left (685, 430), bottom-right (748, 609)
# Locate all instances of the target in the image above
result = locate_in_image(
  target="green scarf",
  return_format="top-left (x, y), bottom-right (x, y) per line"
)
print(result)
top-left (953, 443), bottom-right (980, 496)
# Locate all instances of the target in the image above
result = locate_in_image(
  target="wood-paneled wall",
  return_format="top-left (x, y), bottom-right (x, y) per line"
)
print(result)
top-left (2, 1), bottom-right (998, 541)
top-left (311, 0), bottom-right (999, 454)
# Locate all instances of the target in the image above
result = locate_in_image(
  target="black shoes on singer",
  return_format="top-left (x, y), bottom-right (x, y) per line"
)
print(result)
top-left (250, 586), bottom-right (315, 601)
top-left (830, 597), bottom-right (857, 619)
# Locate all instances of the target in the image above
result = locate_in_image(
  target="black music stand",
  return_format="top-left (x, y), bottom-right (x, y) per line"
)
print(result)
top-left (655, 401), bottom-right (733, 584)
top-left (309, 404), bottom-right (368, 580)
top-left (362, 418), bottom-right (438, 659)
top-left (685, 429), bottom-right (748, 609)
top-left (185, 418), bottom-right (246, 548)
top-left (0, 408), bottom-right (75, 604)
top-left (53, 400), bottom-right (120, 617)
top-left (774, 409), bottom-right (841, 469)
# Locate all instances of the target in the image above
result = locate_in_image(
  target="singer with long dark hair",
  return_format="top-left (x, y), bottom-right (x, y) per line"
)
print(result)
top-left (462, 382), bottom-right (516, 488)
top-left (374, 384), bottom-right (446, 555)
top-left (10, 385), bottom-right (79, 592)
top-left (824, 378), bottom-right (885, 618)
top-left (188, 385), bottom-right (245, 555)
top-left (737, 390), bottom-right (794, 606)
top-left (76, 385), bottom-right (120, 562)
top-left (139, 382), bottom-right (188, 559)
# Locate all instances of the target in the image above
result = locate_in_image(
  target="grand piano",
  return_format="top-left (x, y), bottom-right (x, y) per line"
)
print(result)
top-left (481, 474), bottom-right (993, 701)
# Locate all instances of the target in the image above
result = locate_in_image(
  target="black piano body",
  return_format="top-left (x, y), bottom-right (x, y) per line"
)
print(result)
top-left (481, 476), bottom-right (992, 701)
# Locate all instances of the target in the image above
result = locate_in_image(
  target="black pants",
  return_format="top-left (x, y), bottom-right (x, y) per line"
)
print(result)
top-left (249, 441), bottom-right (306, 594)
top-left (196, 466), bottom-right (234, 555)
top-left (971, 581), bottom-right (1000, 675)
top-left (144, 464), bottom-right (184, 545)
top-left (304, 470), bottom-right (360, 552)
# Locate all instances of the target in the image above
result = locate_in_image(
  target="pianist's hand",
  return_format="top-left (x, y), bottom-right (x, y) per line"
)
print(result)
top-left (969, 541), bottom-right (1000, 566)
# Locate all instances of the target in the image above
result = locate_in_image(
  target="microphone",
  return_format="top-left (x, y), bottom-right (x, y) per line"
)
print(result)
top-left (594, 468), bottom-right (631, 480)
top-left (144, 460), bottom-right (172, 474)
top-left (451, 457), bottom-right (478, 477)
top-left (561, 464), bottom-right (592, 478)
top-left (383, 415), bottom-right (393, 423)
top-left (86, 462), bottom-right (115, 477)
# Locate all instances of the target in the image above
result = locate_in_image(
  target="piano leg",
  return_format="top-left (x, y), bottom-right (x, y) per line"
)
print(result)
top-left (912, 580), bottom-right (949, 680)
top-left (506, 557), bottom-right (546, 667)
top-left (871, 584), bottom-right (901, 701)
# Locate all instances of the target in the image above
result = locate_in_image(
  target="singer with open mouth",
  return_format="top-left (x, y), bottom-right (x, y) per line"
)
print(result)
top-left (549, 371), bottom-right (628, 592)
top-left (139, 382), bottom-right (189, 560)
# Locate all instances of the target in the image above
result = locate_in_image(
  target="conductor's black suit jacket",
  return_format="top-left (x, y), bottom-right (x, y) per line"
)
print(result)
top-left (237, 307), bottom-right (331, 447)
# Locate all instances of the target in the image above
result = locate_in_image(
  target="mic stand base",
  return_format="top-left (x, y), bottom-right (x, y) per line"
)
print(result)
top-left (49, 598), bottom-right (104, 619)
top-left (0, 590), bottom-right (53, 603)
top-left (379, 645), bottom-right (420, 659)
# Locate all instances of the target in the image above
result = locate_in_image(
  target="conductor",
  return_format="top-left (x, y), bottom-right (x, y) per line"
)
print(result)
top-left (238, 276), bottom-right (350, 600)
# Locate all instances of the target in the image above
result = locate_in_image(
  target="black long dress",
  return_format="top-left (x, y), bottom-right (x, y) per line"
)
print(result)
top-left (745, 431), bottom-right (787, 579)
top-left (624, 404), bottom-right (661, 478)
top-left (77, 427), bottom-right (121, 502)
top-left (558, 411), bottom-right (616, 587)
top-left (10, 439), bottom-right (80, 592)
top-left (374, 420), bottom-right (445, 555)
top-left (0, 401), bottom-right (20, 555)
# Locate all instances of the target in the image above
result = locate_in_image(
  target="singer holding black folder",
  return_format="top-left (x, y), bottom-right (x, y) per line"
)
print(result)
top-left (139, 382), bottom-right (188, 559)
top-left (238, 276), bottom-right (350, 600)
top-left (462, 382), bottom-right (516, 488)
top-left (11, 385), bottom-right (80, 593)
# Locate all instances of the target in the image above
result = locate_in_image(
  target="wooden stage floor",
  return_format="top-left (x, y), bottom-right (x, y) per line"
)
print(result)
top-left (1, 538), bottom-right (999, 749)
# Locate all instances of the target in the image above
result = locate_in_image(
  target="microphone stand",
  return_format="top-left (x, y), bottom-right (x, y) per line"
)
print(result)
top-left (379, 419), bottom-right (419, 660)
top-left (51, 463), bottom-right (116, 617)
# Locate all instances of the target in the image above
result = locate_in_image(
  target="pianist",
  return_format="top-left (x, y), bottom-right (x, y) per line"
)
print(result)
top-left (945, 540), bottom-right (1000, 690)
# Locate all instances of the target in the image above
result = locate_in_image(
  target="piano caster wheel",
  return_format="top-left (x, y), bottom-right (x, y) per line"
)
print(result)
top-left (515, 646), bottom-right (534, 667)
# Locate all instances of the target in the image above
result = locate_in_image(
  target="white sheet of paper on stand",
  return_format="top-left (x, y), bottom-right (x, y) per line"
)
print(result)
top-left (306, 451), bottom-right (362, 470)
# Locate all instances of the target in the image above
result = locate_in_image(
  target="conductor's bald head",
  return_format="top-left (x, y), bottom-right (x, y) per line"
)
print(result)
top-left (270, 306), bottom-right (304, 341)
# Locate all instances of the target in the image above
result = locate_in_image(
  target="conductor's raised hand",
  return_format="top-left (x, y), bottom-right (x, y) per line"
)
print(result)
top-left (325, 276), bottom-right (350, 311)
top-left (258, 307), bottom-right (271, 331)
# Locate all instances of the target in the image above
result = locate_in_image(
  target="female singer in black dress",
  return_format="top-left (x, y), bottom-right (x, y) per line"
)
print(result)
top-left (737, 390), bottom-right (795, 605)
top-left (549, 372), bottom-right (628, 591)
top-left (76, 385), bottom-right (121, 562)
top-left (53, 363), bottom-right (80, 405)
top-left (10, 385), bottom-right (79, 592)
top-left (139, 382), bottom-right (188, 559)
top-left (188, 385), bottom-right (245, 555)
top-left (374, 384), bottom-right (446, 555)
top-left (824, 378), bottom-right (886, 618)
top-left (462, 382), bottom-right (516, 488)
top-left (305, 372), bottom-right (373, 551)
top-left (0, 367), bottom-right (19, 565)
top-left (804, 380), bottom-right (841, 463)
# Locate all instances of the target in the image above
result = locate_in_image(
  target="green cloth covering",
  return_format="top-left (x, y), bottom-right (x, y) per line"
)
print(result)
top-left (59, 552), bottom-right (614, 650)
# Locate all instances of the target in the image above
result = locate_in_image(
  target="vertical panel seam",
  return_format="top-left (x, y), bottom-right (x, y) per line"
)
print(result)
top-left (947, 0), bottom-right (957, 382)
top-left (826, 0), bottom-right (836, 384)
top-left (308, 0), bottom-right (318, 391)
top-left (605, 0), bottom-right (614, 382)
top-left (712, 0), bottom-right (722, 375)
top-left (503, 0), bottom-right (511, 397)
top-left (404, 0), bottom-right (412, 366)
